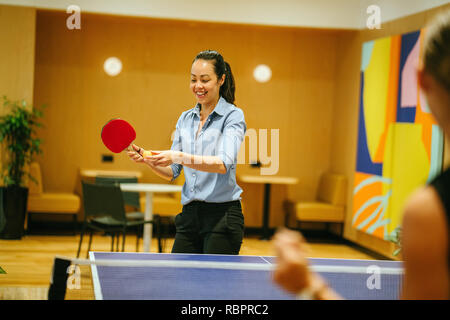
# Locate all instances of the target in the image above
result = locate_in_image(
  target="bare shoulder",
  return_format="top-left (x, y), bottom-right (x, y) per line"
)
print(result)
top-left (402, 185), bottom-right (448, 261)
top-left (403, 186), bottom-right (447, 226)
top-left (401, 186), bottom-right (449, 299)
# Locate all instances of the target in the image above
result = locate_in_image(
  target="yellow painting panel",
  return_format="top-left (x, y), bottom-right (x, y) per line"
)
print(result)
top-left (382, 123), bottom-right (430, 237)
top-left (363, 37), bottom-right (392, 162)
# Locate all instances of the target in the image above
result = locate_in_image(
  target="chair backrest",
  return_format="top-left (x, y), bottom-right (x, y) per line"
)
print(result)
top-left (95, 176), bottom-right (140, 209)
top-left (81, 181), bottom-right (127, 222)
top-left (317, 173), bottom-right (347, 206)
top-left (28, 162), bottom-right (43, 195)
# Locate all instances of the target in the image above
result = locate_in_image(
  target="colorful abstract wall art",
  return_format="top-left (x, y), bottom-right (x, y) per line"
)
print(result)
top-left (352, 29), bottom-right (444, 240)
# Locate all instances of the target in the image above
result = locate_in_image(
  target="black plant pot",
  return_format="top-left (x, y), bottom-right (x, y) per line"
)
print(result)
top-left (0, 185), bottom-right (29, 239)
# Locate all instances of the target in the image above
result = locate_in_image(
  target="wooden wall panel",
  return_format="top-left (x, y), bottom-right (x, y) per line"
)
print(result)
top-left (0, 5), bottom-right (36, 104)
top-left (0, 5), bottom-right (36, 183)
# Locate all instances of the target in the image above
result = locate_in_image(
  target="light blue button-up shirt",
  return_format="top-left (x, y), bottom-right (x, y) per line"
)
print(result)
top-left (170, 96), bottom-right (246, 205)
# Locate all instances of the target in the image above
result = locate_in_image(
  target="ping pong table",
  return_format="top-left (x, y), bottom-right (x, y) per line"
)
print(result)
top-left (89, 252), bottom-right (403, 300)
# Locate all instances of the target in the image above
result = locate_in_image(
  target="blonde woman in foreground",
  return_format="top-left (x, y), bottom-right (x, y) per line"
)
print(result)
top-left (273, 10), bottom-right (450, 300)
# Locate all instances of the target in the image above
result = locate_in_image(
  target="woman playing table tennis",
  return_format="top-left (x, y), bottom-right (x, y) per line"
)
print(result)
top-left (273, 10), bottom-right (450, 300)
top-left (128, 50), bottom-right (246, 255)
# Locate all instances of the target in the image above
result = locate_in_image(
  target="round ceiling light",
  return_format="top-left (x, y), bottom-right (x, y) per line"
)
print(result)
top-left (253, 64), bottom-right (272, 83)
top-left (104, 57), bottom-right (122, 77)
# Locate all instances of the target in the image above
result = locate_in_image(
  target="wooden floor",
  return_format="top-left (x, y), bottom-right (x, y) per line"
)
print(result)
top-left (0, 233), bottom-right (379, 300)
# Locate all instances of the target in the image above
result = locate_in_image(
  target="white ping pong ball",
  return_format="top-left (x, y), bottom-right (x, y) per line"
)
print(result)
top-left (104, 57), bottom-right (122, 76)
top-left (253, 64), bottom-right (272, 83)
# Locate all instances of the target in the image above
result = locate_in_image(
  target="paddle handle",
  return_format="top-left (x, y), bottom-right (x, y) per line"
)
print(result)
top-left (126, 144), bottom-right (141, 157)
top-left (127, 144), bottom-right (154, 158)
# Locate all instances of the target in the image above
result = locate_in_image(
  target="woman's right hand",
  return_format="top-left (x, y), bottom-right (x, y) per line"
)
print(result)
top-left (127, 144), bottom-right (145, 163)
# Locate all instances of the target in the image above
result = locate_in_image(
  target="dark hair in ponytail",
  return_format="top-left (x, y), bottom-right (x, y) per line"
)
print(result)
top-left (423, 10), bottom-right (450, 93)
top-left (193, 50), bottom-right (236, 104)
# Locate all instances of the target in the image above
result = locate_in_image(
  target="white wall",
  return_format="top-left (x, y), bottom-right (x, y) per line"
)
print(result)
top-left (1, 0), bottom-right (448, 29)
top-left (367, 0), bottom-right (449, 24)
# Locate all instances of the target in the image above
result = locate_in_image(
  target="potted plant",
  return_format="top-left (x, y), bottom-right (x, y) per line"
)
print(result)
top-left (0, 96), bottom-right (44, 239)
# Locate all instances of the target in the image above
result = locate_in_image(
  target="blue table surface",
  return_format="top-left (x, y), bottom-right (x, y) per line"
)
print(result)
top-left (90, 252), bottom-right (403, 300)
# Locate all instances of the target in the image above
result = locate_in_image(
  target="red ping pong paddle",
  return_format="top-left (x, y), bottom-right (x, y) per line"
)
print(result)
top-left (101, 119), bottom-right (136, 153)
top-left (101, 118), bottom-right (155, 157)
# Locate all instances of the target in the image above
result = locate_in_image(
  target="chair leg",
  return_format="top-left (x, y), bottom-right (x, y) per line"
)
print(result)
top-left (135, 226), bottom-right (140, 252)
top-left (111, 233), bottom-right (115, 252)
top-left (161, 219), bottom-right (165, 253)
top-left (157, 218), bottom-right (162, 253)
top-left (87, 230), bottom-right (93, 259)
top-left (76, 224), bottom-right (86, 258)
top-left (122, 228), bottom-right (126, 252)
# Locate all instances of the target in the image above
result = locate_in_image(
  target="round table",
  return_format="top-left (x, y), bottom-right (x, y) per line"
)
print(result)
top-left (239, 175), bottom-right (298, 240)
top-left (120, 183), bottom-right (182, 252)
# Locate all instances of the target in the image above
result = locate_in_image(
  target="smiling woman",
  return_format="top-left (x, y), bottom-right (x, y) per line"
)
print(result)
top-left (127, 50), bottom-right (247, 255)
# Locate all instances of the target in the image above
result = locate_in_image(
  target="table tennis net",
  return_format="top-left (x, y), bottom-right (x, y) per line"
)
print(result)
top-left (48, 255), bottom-right (403, 300)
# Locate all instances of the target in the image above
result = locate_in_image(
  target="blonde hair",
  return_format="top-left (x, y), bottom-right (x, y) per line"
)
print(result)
top-left (423, 9), bottom-right (450, 92)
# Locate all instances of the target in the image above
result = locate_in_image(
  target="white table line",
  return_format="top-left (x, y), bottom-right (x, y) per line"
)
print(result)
top-left (60, 255), bottom-right (405, 274)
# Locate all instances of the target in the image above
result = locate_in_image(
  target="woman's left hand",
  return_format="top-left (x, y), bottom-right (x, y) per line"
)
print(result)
top-left (272, 228), bottom-right (313, 294)
top-left (145, 150), bottom-right (183, 167)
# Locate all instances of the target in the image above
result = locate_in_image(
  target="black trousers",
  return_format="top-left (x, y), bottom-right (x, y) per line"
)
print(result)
top-left (171, 200), bottom-right (244, 255)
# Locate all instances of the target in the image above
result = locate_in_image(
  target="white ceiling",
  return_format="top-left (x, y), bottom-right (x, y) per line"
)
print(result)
top-left (1, 0), bottom-right (448, 29)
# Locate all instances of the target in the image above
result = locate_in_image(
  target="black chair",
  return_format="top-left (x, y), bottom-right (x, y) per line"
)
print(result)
top-left (95, 175), bottom-right (150, 251)
top-left (95, 176), bottom-right (144, 220)
top-left (76, 181), bottom-right (160, 258)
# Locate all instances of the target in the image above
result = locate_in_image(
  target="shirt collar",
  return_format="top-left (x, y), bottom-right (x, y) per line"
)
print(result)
top-left (194, 96), bottom-right (227, 118)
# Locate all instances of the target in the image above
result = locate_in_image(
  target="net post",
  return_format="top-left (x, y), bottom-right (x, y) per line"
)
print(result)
top-left (48, 257), bottom-right (72, 300)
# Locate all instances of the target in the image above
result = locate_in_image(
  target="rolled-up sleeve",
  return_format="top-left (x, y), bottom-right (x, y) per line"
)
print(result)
top-left (170, 116), bottom-right (183, 181)
top-left (217, 109), bottom-right (247, 173)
